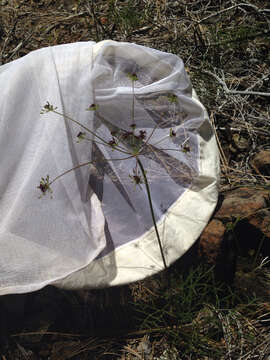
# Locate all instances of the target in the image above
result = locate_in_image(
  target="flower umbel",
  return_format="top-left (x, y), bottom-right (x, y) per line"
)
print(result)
top-left (108, 138), bottom-right (117, 149)
top-left (167, 94), bottom-right (178, 104)
top-left (40, 102), bottom-right (58, 114)
top-left (37, 175), bottom-right (52, 196)
top-left (86, 103), bottom-right (99, 111)
top-left (181, 143), bottom-right (191, 153)
top-left (170, 128), bottom-right (176, 137)
top-left (138, 130), bottom-right (146, 140)
top-left (127, 72), bottom-right (138, 81)
top-left (119, 125), bottom-right (147, 155)
top-left (76, 131), bottom-right (86, 143)
top-left (129, 166), bottom-right (144, 186)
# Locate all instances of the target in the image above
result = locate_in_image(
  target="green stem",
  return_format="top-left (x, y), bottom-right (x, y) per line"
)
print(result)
top-left (132, 79), bottom-right (135, 124)
top-left (53, 110), bottom-right (132, 156)
top-left (49, 154), bottom-right (138, 186)
top-left (52, 110), bottom-right (108, 146)
top-left (50, 160), bottom-right (93, 185)
top-left (137, 158), bottom-right (167, 270)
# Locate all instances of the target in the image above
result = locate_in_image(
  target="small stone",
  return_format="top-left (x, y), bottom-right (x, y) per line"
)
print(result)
top-left (216, 187), bottom-right (269, 219)
top-left (199, 219), bottom-right (226, 263)
top-left (137, 337), bottom-right (151, 355)
top-left (249, 209), bottom-right (270, 238)
top-left (199, 187), bottom-right (270, 271)
top-left (232, 133), bottom-right (250, 151)
top-left (250, 149), bottom-right (270, 176)
top-left (215, 187), bottom-right (270, 239)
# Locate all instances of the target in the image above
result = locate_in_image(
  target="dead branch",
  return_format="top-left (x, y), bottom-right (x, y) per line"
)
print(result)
top-left (197, 2), bottom-right (270, 24)
top-left (203, 70), bottom-right (270, 97)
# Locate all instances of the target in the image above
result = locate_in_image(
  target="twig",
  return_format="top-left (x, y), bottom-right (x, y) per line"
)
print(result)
top-left (197, 2), bottom-right (270, 24)
top-left (86, 0), bottom-right (102, 41)
top-left (12, 324), bottom-right (191, 339)
top-left (238, 334), bottom-right (270, 359)
top-left (246, 72), bottom-right (270, 92)
top-left (116, 322), bottom-right (193, 337)
top-left (250, 162), bottom-right (269, 184)
top-left (6, 32), bottom-right (33, 62)
top-left (123, 345), bottom-right (143, 359)
top-left (210, 113), bottom-right (228, 167)
top-left (238, 1), bottom-right (270, 14)
top-left (196, 4), bottom-right (244, 24)
top-left (203, 70), bottom-right (270, 97)
top-left (12, 331), bottom-right (85, 338)
top-left (44, 12), bottom-right (86, 34)
top-left (0, 18), bottom-right (18, 65)
top-left (210, 112), bottom-right (231, 185)
top-left (221, 164), bottom-right (270, 180)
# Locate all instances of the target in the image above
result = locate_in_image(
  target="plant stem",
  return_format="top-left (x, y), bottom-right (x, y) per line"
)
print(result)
top-left (137, 158), bottom-right (167, 270)
top-left (132, 79), bottom-right (135, 124)
top-left (53, 109), bottom-right (132, 156)
top-left (52, 110), bottom-right (109, 146)
top-left (49, 160), bottom-right (93, 185)
top-left (49, 154), bottom-right (139, 186)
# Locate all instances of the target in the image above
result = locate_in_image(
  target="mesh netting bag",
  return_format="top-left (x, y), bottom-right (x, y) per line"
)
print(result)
top-left (0, 40), bottom-right (219, 295)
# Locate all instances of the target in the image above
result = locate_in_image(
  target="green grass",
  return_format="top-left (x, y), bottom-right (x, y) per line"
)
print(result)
top-left (131, 261), bottom-right (269, 359)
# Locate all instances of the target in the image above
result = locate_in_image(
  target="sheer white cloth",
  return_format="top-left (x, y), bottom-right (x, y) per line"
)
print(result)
top-left (0, 41), bottom-right (219, 295)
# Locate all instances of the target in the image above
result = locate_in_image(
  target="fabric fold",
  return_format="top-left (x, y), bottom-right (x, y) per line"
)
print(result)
top-left (0, 40), bottom-right (219, 294)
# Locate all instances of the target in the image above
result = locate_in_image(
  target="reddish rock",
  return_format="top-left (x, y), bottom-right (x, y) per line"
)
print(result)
top-left (199, 219), bottom-right (226, 263)
top-left (215, 187), bottom-right (270, 239)
top-left (199, 186), bottom-right (270, 267)
top-left (249, 209), bottom-right (270, 238)
top-left (215, 187), bottom-right (269, 220)
top-left (251, 150), bottom-right (270, 176)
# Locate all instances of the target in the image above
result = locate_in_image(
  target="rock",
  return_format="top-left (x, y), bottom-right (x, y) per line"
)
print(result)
top-left (199, 219), bottom-right (237, 284)
top-left (250, 150), bottom-right (270, 176)
top-left (248, 208), bottom-right (270, 238)
top-left (215, 187), bottom-right (269, 218)
top-left (215, 187), bottom-right (270, 239)
top-left (199, 219), bottom-right (226, 264)
top-left (199, 186), bottom-right (270, 280)
top-left (232, 133), bottom-right (250, 152)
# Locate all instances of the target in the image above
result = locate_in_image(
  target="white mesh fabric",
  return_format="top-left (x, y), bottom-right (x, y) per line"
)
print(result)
top-left (0, 40), bottom-right (219, 294)
top-left (87, 41), bottom-right (203, 254)
top-left (0, 42), bottom-right (106, 295)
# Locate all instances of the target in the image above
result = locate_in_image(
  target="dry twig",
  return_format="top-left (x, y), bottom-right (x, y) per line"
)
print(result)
top-left (203, 70), bottom-right (270, 97)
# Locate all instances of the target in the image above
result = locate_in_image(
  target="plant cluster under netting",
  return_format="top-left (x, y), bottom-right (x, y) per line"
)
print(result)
top-left (0, 40), bottom-right (219, 295)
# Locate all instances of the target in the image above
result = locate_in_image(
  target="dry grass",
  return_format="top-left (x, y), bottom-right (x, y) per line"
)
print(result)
top-left (1, 0), bottom-right (270, 359)
top-left (1, 0), bottom-right (269, 190)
